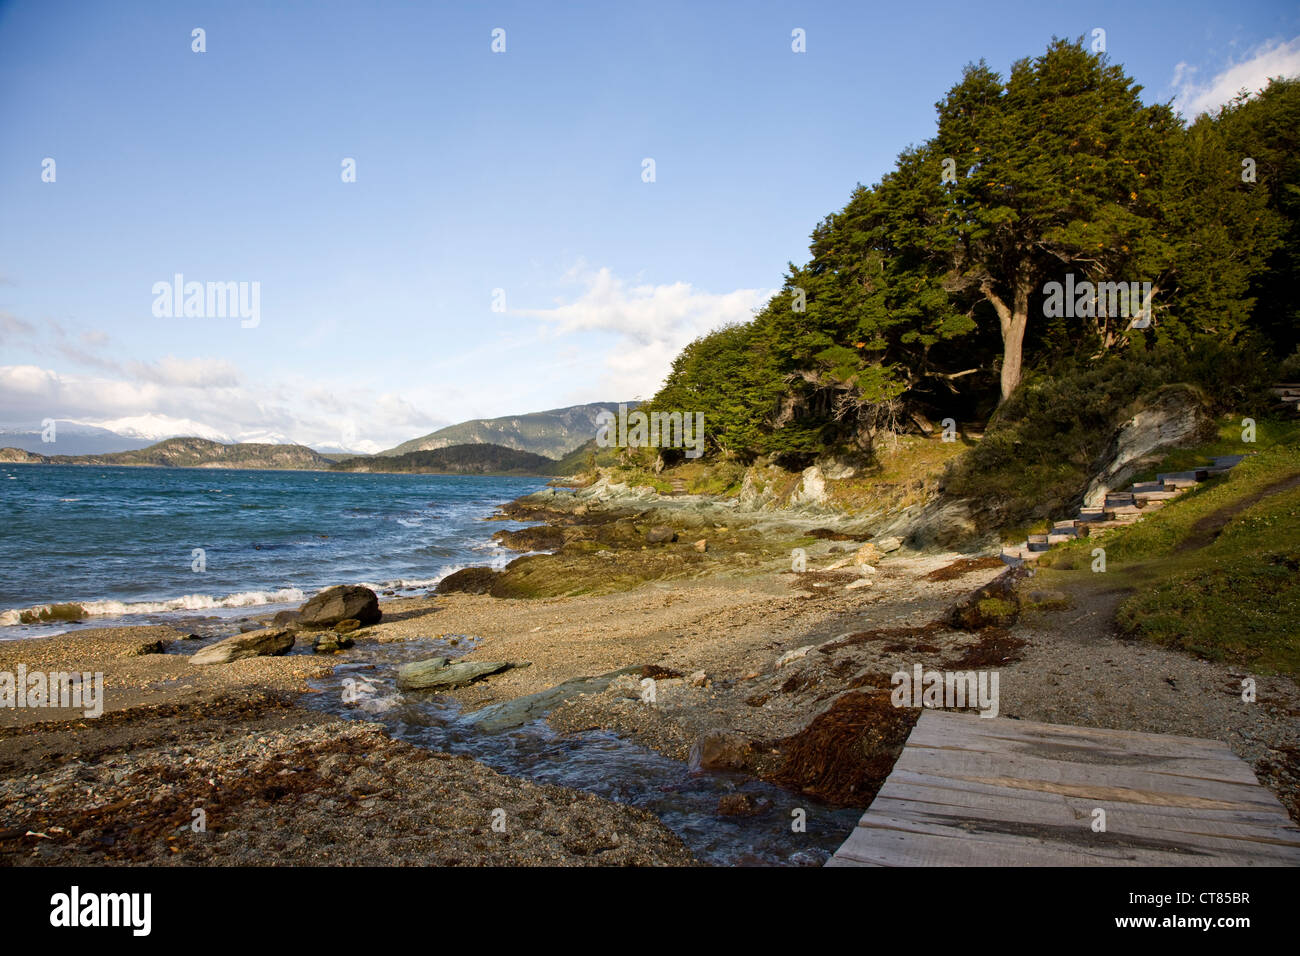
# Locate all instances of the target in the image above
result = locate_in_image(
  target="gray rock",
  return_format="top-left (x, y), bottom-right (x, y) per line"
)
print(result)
top-left (396, 656), bottom-right (529, 690)
top-left (468, 666), bottom-right (643, 732)
top-left (298, 585), bottom-right (381, 629)
top-left (1083, 384), bottom-right (1215, 507)
top-left (191, 628), bottom-right (295, 665)
top-left (789, 466), bottom-right (828, 507)
top-left (646, 526), bottom-right (677, 544)
top-left (874, 536), bottom-right (903, 553)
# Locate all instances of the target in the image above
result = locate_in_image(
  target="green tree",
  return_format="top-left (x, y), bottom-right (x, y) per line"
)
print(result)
top-left (929, 39), bottom-right (1181, 401)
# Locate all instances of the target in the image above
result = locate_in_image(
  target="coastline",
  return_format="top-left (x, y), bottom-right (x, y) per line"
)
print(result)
top-left (3, 479), bottom-right (1298, 866)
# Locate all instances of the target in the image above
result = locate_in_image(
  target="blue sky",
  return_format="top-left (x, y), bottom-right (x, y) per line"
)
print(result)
top-left (1, 0), bottom-right (1298, 451)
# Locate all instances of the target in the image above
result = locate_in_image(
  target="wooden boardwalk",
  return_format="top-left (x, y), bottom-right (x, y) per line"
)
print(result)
top-left (829, 711), bottom-right (1300, 866)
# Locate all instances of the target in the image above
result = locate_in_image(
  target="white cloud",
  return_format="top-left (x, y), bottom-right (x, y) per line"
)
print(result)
top-left (1171, 36), bottom-right (1300, 117)
top-left (126, 356), bottom-right (242, 388)
top-left (515, 265), bottom-right (774, 401)
top-left (0, 364), bottom-right (439, 453)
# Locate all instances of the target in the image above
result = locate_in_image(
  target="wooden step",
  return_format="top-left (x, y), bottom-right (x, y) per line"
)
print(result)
top-left (1026, 534), bottom-right (1052, 552)
top-left (1133, 489), bottom-right (1180, 502)
top-left (1000, 546), bottom-right (1043, 564)
top-left (1129, 481), bottom-right (1165, 494)
top-left (1158, 469), bottom-right (1209, 482)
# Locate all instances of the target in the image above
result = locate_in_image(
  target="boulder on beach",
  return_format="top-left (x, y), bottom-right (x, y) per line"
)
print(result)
top-left (436, 567), bottom-right (501, 595)
top-left (297, 585), bottom-right (381, 629)
top-left (396, 656), bottom-right (529, 690)
top-left (270, 609), bottom-right (302, 627)
top-left (646, 526), bottom-right (677, 544)
top-left (190, 628), bottom-right (295, 665)
top-left (468, 666), bottom-right (644, 732)
top-left (853, 542), bottom-right (881, 566)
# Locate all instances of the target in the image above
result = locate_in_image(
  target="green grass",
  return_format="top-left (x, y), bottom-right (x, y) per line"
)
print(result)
top-left (1114, 485), bottom-right (1300, 674)
top-left (1037, 420), bottom-right (1300, 675)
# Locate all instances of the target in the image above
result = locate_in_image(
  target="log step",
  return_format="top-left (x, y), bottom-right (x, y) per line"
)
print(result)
top-left (1130, 481), bottom-right (1166, 494)
top-left (1134, 489), bottom-right (1180, 502)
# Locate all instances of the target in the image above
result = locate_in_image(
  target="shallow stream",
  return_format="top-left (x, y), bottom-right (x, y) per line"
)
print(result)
top-left (304, 636), bottom-right (860, 866)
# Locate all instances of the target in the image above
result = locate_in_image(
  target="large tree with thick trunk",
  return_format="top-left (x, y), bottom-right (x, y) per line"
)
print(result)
top-left (928, 40), bottom-right (1181, 403)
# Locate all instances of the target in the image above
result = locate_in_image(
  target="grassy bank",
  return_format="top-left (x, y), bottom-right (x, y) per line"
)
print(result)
top-left (1036, 419), bottom-right (1300, 675)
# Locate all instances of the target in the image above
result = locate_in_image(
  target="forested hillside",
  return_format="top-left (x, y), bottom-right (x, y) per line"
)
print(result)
top-left (639, 40), bottom-right (1298, 473)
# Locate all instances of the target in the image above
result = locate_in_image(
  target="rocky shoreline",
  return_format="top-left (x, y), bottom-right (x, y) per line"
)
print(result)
top-left (3, 477), bottom-right (1298, 865)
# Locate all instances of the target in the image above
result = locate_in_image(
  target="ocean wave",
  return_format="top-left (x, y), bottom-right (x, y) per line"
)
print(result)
top-left (0, 588), bottom-right (308, 626)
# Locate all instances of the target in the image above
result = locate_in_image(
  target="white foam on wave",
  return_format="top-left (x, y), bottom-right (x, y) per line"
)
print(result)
top-left (0, 588), bottom-right (308, 626)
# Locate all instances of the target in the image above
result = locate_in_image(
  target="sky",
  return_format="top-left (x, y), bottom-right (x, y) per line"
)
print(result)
top-left (1, 0), bottom-right (1298, 452)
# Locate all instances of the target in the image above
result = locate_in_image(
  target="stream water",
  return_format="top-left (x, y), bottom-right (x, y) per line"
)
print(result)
top-left (304, 636), bottom-right (860, 866)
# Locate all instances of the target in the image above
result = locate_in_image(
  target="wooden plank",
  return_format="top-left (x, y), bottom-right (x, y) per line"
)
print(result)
top-left (910, 711), bottom-right (1245, 756)
top-left (848, 809), bottom-right (1300, 865)
top-left (864, 795), bottom-right (1300, 862)
top-left (874, 777), bottom-right (1299, 830)
top-left (834, 825), bottom-right (1295, 868)
top-left (903, 726), bottom-right (1259, 785)
top-left (829, 711), bottom-right (1300, 867)
top-left (891, 748), bottom-right (1283, 809)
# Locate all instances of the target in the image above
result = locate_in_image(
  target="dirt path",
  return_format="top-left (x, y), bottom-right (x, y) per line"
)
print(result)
top-left (1181, 471), bottom-right (1300, 551)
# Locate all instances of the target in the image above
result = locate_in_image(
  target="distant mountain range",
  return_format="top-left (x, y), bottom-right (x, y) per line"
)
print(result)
top-left (0, 401), bottom-right (630, 474)
top-left (379, 402), bottom-right (628, 459)
top-left (0, 437), bottom-right (335, 470)
top-left (331, 443), bottom-right (556, 475)
top-left (0, 423), bottom-right (155, 456)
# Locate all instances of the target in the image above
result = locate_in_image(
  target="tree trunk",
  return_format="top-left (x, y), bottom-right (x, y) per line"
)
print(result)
top-left (982, 272), bottom-right (1033, 404)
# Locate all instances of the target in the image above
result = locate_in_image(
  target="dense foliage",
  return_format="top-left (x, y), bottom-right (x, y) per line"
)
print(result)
top-left (643, 40), bottom-right (1298, 470)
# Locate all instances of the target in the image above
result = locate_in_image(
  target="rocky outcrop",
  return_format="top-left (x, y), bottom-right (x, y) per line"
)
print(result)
top-left (436, 567), bottom-right (501, 595)
top-left (0, 447), bottom-right (45, 463)
top-left (788, 466), bottom-right (829, 508)
top-left (1083, 384), bottom-right (1216, 507)
top-left (190, 628), bottom-right (295, 665)
top-left (492, 525), bottom-right (566, 552)
top-left (297, 585), bottom-right (381, 629)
